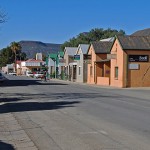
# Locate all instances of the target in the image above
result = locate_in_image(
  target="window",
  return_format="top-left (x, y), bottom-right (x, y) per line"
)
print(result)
top-left (115, 67), bottom-right (118, 79)
top-left (79, 66), bottom-right (81, 75)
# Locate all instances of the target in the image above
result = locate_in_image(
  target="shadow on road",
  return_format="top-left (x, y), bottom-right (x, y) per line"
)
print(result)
top-left (0, 79), bottom-right (68, 87)
top-left (0, 141), bottom-right (15, 150)
top-left (0, 92), bottom-right (117, 104)
top-left (0, 101), bottom-right (80, 114)
top-left (0, 93), bottom-right (48, 103)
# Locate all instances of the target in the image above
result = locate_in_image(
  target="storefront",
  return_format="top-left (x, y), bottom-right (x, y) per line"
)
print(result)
top-left (110, 35), bottom-right (150, 87)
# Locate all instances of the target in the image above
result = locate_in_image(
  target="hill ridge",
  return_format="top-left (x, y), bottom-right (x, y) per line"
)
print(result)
top-left (19, 40), bottom-right (62, 58)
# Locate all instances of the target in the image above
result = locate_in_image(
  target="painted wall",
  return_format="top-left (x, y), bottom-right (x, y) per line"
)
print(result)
top-left (126, 50), bottom-right (150, 87)
top-left (110, 39), bottom-right (126, 87)
top-left (111, 39), bottom-right (150, 87)
top-left (87, 45), bottom-right (96, 84)
top-left (76, 49), bottom-right (84, 83)
top-left (87, 45), bottom-right (110, 85)
top-left (64, 51), bottom-right (69, 76)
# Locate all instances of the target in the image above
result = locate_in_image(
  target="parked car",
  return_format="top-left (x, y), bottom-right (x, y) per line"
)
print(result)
top-left (0, 72), bottom-right (6, 83)
top-left (26, 71), bottom-right (34, 77)
top-left (34, 72), bottom-right (44, 78)
top-left (8, 72), bottom-right (17, 76)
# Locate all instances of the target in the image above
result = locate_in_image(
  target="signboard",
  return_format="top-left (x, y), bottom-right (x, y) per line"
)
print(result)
top-left (128, 64), bottom-right (139, 70)
top-left (107, 54), bottom-right (116, 59)
top-left (74, 55), bottom-right (80, 60)
top-left (128, 55), bottom-right (149, 62)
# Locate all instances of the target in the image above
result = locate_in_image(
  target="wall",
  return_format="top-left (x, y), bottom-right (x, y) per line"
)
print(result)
top-left (110, 39), bottom-right (150, 87)
top-left (87, 45), bottom-right (96, 84)
top-left (126, 50), bottom-right (150, 87)
top-left (110, 39), bottom-right (126, 87)
top-left (76, 49), bottom-right (83, 82)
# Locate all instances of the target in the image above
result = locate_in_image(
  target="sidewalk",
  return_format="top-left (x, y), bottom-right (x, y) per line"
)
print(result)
top-left (0, 97), bottom-right (38, 150)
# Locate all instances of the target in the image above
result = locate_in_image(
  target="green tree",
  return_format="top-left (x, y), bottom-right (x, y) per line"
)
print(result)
top-left (0, 47), bottom-right (14, 68)
top-left (61, 28), bottom-right (126, 50)
top-left (0, 46), bottom-right (27, 68)
top-left (10, 42), bottom-right (22, 71)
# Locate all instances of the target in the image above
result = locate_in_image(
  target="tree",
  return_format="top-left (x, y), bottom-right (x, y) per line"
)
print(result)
top-left (61, 28), bottom-right (126, 50)
top-left (0, 46), bottom-right (27, 68)
top-left (10, 42), bottom-right (22, 71)
top-left (0, 47), bottom-right (14, 68)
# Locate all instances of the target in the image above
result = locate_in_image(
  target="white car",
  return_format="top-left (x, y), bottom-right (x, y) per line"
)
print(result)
top-left (26, 71), bottom-right (34, 77)
top-left (34, 72), bottom-right (44, 78)
top-left (0, 73), bottom-right (6, 83)
top-left (8, 72), bottom-right (17, 76)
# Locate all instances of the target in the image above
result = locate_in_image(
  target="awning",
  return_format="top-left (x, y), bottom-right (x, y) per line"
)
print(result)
top-left (95, 59), bottom-right (110, 63)
top-left (69, 62), bottom-right (77, 66)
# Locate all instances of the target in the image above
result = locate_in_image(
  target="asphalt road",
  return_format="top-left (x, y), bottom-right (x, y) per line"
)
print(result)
top-left (0, 74), bottom-right (150, 150)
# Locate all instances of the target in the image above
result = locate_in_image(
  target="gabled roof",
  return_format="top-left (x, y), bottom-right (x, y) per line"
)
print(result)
top-left (77, 44), bottom-right (90, 54)
top-left (64, 47), bottom-right (77, 56)
top-left (91, 41), bottom-right (113, 54)
top-left (117, 35), bottom-right (150, 50)
top-left (131, 28), bottom-right (150, 36)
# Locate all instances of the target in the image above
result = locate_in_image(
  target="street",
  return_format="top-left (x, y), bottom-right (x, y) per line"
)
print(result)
top-left (0, 75), bottom-right (150, 150)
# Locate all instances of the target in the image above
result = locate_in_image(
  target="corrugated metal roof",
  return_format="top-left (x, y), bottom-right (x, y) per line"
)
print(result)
top-left (92, 41), bottom-right (113, 54)
top-left (117, 36), bottom-right (150, 50)
top-left (132, 28), bottom-right (150, 36)
top-left (64, 47), bottom-right (77, 56)
top-left (100, 37), bottom-right (115, 42)
top-left (77, 44), bottom-right (90, 54)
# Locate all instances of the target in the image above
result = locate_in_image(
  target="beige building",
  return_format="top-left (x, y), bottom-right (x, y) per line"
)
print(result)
top-left (110, 35), bottom-right (150, 87)
top-left (87, 41), bottom-right (113, 85)
top-left (63, 47), bottom-right (77, 81)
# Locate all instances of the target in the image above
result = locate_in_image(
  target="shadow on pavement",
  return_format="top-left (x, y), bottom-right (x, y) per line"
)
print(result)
top-left (0, 93), bottom-right (48, 103)
top-left (0, 79), bottom-right (68, 87)
top-left (0, 141), bottom-right (15, 150)
top-left (0, 92), bottom-right (118, 104)
top-left (0, 101), bottom-right (80, 114)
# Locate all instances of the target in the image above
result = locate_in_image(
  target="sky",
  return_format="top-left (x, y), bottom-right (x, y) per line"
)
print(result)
top-left (0, 0), bottom-right (150, 49)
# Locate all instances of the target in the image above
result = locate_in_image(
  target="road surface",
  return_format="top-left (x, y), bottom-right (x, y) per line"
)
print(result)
top-left (0, 75), bottom-right (150, 150)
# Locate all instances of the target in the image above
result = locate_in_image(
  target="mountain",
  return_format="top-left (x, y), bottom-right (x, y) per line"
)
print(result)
top-left (131, 28), bottom-right (150, 36)
top-left (19, 41), bottom-right (62, 58)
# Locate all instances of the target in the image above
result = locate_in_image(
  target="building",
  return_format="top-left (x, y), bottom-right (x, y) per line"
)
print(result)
top-left (36, 53), bottom-right (42, 60)
top-left (2, 64), bottom-right (14, 74)
top-left (75, 44), bottom-right (90, 83)
top-left (18, 59), bottom-right (44, 75)
top-left (64, 47), bottom-right (77, 81)
top-left (87, 41), bottom-right (113, 85)
top-left (110, 35), bottom-right (150, 87)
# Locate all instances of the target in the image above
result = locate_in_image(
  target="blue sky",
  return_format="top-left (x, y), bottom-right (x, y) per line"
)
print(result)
top-left (0, 0), bottom-right (150, 49)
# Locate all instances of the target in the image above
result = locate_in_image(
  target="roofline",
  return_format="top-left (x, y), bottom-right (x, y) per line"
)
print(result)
top-left (109, 35), bottom-right (124, 51)
top-left (87, 44), bottom-right (92, 54)
top-left (111, 35), bottom-right (150, 51)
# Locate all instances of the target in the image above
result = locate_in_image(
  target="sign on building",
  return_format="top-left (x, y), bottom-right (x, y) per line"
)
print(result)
top-left (128, 64), bottom-right (139, 70)
top-left (128, 55), bottom-right (149, 62)
top-left (74, 55), bottom-right (80, 60)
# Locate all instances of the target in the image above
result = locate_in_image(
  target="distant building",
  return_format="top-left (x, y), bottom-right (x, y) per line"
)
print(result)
top-left (36, 53), bottom-right (42, 60)
top-left (2, 64), bottom-right (15, 74)
top-left (64, 47), bottom-right (78, 81)
top-left (75, 44), bottom-right (90, 83)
